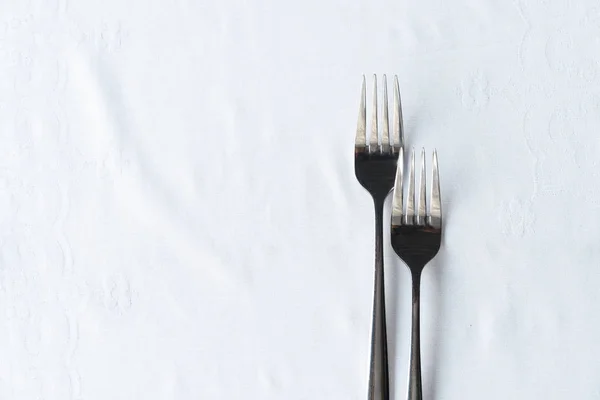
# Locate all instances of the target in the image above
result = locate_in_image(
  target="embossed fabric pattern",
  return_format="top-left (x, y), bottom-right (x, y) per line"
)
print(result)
top-left (0, 0), bottom-right (597, 399)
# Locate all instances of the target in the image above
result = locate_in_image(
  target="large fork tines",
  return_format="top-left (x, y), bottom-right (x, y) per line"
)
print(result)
top-left (355, 74), bottom-right (404, 154)
top-left (370, 75), bottom-right (379, 151)
top-left (392, 75), bottom-right (403, 154)
top-left (392, 148), bottom-right (442, 229)
top-left (382, 76), bottom-right (390, 153)
top-left (355, 76), bottom-right (367, 149)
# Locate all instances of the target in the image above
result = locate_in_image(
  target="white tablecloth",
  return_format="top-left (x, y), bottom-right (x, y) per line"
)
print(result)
top-left (0, 0), bottom-right (597, 398)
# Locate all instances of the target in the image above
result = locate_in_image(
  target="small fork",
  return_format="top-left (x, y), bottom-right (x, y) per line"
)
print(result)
top-left (391, 148), bottom-right (442, 400)
top-left (355, 74), bottom-right (404, 400)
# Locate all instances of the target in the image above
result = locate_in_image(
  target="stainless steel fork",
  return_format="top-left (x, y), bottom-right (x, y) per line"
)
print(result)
top-left (355, 74), bottom-right (404, 400)
top-left (391, 148), bottom-right (442, 400)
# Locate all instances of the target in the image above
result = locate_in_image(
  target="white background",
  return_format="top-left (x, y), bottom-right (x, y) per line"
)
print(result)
top-left (0, 0), bottom-right (599, 399)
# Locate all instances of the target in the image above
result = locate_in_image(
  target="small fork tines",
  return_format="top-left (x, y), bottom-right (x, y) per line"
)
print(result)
top-left (392, 148), bottom-right (442, 229)
top-left (355, 74), bottom-right (404, 154)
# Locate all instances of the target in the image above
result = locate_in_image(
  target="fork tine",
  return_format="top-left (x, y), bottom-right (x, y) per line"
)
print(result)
top-left (405, 148), bottom-right (415, 225)
top-left (381, 75), bottom-right (390, 152)
top-left (355, 75), bottom-right (367, 150)
top-left (429, 150), bottom-right (442, 228)
top-left (392, 75), bottom-right (404, 152)
top-left (369, 74), bottom-right (379, 152)
top-left (417, 148), bottom-right (426, 225)
top-left (391, 149), bottom-right (404, 226)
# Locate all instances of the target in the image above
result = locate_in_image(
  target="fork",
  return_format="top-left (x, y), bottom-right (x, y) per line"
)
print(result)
top-left (390, 148), bottom-right (442, 400)
top-left (355, 74), bottom-right (404, 400)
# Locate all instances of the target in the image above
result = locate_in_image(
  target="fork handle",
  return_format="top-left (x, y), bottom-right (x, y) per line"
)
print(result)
top-left (367, 201), bottom-right (390, 400)
top-left (408, 271), bottom-right (423, 400)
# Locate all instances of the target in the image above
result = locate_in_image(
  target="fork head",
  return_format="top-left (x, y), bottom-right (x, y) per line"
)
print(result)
top-left (355, 74), bottom-right (404, 201)
top-left (391, 148), bottom-right (442, 270)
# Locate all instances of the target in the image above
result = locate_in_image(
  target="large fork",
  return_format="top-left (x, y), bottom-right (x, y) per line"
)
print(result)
top-left (391, 148), bottom-right (442, 400)
top-left (355, 74), bottom-right (404, 400)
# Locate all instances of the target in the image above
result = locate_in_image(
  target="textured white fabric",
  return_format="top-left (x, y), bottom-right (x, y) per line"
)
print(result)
top-left (0, 0), bottom-right (598, 398)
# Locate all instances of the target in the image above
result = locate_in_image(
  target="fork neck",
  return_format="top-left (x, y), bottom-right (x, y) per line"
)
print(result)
top-left (373, 197), bottom-right (384, 255)
top-left (411, 269), bottom-right (422, 287)
top-left (372, 194), bottom-right (387, 211)
top-left (372, 196), bottom-right (387, 240)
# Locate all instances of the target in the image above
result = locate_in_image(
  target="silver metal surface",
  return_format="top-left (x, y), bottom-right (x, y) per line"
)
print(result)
top-left (428, 150), bottom-right (442, 229)
top-left (370, 75), bottom-right (379, 152)
top-left (392, 75), bottom-right (403, 152)
top-left (355, 76), bottom-right (367, 149)
top-left (405, 148), bottom-right (415, 225)
top-left (381, 75), bottom-right (390, 153)
top-left (417, 149), bottom-right (426, 226)
top-left (391, 150), bottom-right (404, 226)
